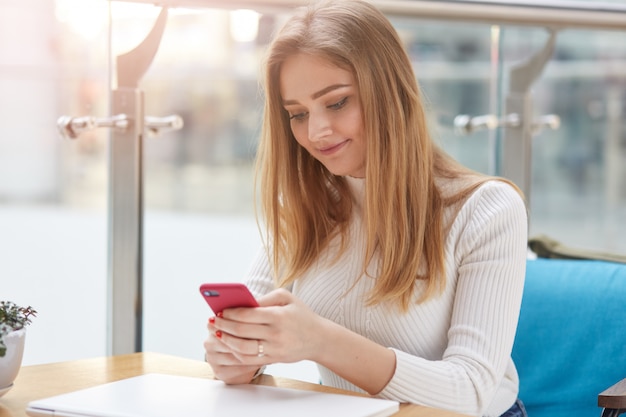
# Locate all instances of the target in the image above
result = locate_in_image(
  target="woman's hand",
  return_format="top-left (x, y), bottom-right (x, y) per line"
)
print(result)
top-left (203, 288), bottom-right (325, 382)
top-left (203, 323), bottom-right (261, 384)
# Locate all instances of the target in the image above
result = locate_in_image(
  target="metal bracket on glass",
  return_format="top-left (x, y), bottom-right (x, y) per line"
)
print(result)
top-left (101, 5), bottom-right (171, 357)
top-left (453, 113), bottom-right (559, 135)
top-left (56, 114), bottom-right (182, 140)
top-left (502, 28), bottom-right (559, 202)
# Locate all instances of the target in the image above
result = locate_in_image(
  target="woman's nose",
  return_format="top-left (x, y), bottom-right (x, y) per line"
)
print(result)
top-left (308, 113), bottom-right (332, 142)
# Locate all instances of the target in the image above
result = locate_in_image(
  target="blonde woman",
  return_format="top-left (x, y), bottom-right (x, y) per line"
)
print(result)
top-left (203, 1), bottom-right (528, 416)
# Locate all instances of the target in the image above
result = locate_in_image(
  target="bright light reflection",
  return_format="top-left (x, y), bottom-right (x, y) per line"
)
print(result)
top-left (55, 0), bottom-right (108, 40)
top-left (55, 0), bottom-right (198, 41)
top-left (230, 9), bottom-right (260, 43)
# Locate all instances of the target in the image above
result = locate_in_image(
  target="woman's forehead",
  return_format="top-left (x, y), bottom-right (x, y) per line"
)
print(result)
top-left (279, 54), bottom-right (355, 100)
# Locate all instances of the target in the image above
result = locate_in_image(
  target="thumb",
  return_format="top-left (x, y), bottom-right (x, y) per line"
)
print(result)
top-left (257, 288), bottom-right (293, 307)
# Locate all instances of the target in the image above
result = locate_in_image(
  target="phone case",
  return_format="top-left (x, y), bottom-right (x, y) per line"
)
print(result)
top-left (199, 283), bottom-right (259, 315)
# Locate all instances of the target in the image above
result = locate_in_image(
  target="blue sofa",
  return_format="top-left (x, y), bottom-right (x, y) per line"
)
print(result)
top-left (512, 258), bottom-right (626, 417)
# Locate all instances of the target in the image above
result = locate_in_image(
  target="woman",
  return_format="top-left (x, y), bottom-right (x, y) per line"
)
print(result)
top-left (203, 1), bottom-right (528, 416)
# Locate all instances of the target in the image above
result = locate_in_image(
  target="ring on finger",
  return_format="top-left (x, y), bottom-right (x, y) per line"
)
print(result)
top-left (257, 340), bottom-right (265, 357)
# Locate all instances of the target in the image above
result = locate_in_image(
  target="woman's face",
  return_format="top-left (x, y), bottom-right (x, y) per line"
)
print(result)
top-left (279, 53), bottom-right (366, 178)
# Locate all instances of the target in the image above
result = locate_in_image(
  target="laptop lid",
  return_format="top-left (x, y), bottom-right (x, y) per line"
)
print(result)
top-left (26, 373), bottom-right (399, 417)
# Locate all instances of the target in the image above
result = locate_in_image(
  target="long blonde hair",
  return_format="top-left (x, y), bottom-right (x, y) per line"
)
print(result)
top-left (255, 0), bottom-right (522, 310)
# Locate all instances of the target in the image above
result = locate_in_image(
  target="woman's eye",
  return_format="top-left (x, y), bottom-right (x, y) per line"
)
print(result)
top-left (328, 97), bottom-right (348, 110)
top-left (289, 112), bottom-right (308, 122)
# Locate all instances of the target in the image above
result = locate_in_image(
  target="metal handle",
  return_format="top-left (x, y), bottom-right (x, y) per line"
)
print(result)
top-left (57, 114), bottom-right (183, 140)
top-left (145, 115), bottom-right (184, 136)
top-left (57, 114), bottom-right (129, 139)
top-left (533, 114), bottom-right (560, 134)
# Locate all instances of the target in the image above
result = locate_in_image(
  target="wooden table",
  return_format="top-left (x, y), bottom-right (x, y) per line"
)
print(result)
top-left (0, 352), bottom-right (468, 417)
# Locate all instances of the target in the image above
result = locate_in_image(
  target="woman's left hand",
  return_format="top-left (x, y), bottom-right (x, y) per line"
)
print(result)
top-left (209, 288), bottom-right (325, 365)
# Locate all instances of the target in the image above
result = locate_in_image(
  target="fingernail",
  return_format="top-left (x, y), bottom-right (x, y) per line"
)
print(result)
top-left (215, 330), bottom-right (222, 339)
top-left (217, 312), bottom-right (223, 318)
top-left (208, 317), bottom-right (215, 325)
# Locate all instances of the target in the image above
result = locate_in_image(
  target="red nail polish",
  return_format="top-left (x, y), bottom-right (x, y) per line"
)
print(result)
top-left (215, 330), bottom-right (222, 339)
top-left (208, 317), bottom-right (215, 325)
top-left (217, 312), bottom-right (223, 318)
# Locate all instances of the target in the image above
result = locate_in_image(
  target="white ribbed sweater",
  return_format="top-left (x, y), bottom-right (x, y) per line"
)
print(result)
top-left (246, 178), bottom-right (528, 417)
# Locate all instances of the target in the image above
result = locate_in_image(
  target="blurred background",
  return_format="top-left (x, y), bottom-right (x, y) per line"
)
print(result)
top-left (1, 0), bottom-right (625, 382)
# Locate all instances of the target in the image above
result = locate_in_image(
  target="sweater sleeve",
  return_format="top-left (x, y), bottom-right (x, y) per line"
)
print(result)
top-left (377, 182), bottom-right (528, 416)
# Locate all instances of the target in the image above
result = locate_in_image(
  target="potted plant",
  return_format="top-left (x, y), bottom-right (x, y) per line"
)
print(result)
top-left (0, 301), bottom-right (36, 397)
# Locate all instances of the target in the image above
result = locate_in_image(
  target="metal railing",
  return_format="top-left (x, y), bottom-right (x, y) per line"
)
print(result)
top-left (114, 0), bottom-right (626, 31)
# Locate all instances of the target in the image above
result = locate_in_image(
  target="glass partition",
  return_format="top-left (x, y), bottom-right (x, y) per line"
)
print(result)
top-left (0, 0), bottom-right (110, 364)
top-left (393, 17), bottom-right (499, 174)
top-left (498, 25), bottom-right (626, 253)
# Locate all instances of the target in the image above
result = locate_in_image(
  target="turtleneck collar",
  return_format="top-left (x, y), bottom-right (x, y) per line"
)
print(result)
top-left (345, 176), bottom-right (365, 212)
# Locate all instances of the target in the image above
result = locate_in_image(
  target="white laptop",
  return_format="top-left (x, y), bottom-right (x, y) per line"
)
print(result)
top-left (26, 373), bottom-right (399, 417)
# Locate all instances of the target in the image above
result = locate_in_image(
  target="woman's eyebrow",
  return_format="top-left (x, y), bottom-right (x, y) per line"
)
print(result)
top-left (282, 83), bottom-right (351, 106)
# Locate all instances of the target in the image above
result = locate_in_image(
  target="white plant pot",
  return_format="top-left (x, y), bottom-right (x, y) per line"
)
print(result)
top-left (0, 329), bottom-right (26, 396)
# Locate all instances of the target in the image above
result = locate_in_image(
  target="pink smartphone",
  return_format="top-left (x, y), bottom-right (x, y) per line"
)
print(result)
top-left (199, 283), bottom-right (259, 315)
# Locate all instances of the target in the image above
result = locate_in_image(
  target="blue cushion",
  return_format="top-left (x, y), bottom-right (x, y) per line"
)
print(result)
top-left (512, 258), bottom-right (626, 417)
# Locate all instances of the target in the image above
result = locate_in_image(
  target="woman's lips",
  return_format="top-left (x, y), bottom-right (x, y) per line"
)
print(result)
top-left (319, 140), bottom-right (349, 156)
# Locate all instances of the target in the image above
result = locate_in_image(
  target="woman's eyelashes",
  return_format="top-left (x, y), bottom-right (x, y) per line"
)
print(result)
top-left (328, 96), bottom-right (348, 110)
top-left (287, 97), bottom-right (349, 122)
top-left (289, 111), bottom-right (308, 122)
